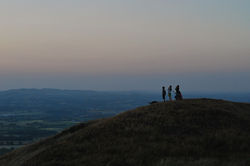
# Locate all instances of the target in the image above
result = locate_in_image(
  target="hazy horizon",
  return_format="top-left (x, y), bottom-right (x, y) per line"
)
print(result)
top-left (1, 0), bottom-right (250, 92)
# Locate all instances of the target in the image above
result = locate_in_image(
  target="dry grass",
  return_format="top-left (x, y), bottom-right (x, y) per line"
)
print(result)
top-left (0, 99), bottom-right (250, 166)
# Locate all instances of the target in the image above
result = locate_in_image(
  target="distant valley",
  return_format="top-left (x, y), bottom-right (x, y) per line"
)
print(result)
top-left (0, 89), bottom-right (158, 155)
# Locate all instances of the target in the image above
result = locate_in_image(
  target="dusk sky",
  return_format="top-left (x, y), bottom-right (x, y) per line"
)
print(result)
top-left (1, 0), bottom-right (250, 92)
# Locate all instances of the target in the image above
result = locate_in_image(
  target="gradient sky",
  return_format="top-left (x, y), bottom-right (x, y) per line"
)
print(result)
top-left (1, 0), bottom-right (250, 92)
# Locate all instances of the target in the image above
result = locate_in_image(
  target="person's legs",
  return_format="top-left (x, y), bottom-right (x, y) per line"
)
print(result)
top-left (175, 93), bottom-right (179, 100)
top-left (168, 93), bottom-right (172, 101)
top-left (163, 95), bottom-right (166, 102)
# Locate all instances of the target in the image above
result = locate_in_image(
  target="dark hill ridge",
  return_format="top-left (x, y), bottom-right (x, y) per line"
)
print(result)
top-left (0, 99), bottom-right (250, 166)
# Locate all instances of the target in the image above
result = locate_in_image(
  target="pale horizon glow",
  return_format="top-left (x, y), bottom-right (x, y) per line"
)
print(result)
top-left (1, 0), bottom-right (250, 92)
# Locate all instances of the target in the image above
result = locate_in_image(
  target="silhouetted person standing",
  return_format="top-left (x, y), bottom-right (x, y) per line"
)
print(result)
top-left (175, 85), bottom-right (180, 93)
top-left (175, 85), bottom-right (183, 100)
top-left (162, 86), bottom-right (166, 102)
top-left (168, 85), bottom-right (172, 101)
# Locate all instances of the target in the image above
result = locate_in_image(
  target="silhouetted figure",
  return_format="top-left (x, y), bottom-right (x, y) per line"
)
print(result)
top-left (175, 85), bottom-right (183, 100)
top-left (168, 85), bottom-right (172, 101)
top-left (162, 86), bottom-right (166, 102)
top-left (175, 85), bottom-right (180, 93)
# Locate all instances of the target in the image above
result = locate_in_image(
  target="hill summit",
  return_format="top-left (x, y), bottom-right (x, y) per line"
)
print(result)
top-left (0, 99), bottom-right (250, 166)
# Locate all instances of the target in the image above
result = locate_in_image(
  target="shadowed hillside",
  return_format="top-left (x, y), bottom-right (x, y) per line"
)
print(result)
top-left (0, 99), bottom-right (250, 166)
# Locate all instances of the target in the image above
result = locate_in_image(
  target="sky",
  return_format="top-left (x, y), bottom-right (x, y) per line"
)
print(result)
top-left (0, 0), bottom-right (250, 92)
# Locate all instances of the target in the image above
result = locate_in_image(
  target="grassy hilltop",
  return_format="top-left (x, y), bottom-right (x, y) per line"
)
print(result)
top-left (0, 99), bottom-right (250, 166)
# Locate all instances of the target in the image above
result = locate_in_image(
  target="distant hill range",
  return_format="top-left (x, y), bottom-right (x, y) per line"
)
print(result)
top-left (0, 88), bottom-right (249, 121)
top-left (0, 89), bottom-right (249, 112)
top-left (0, 89), bottom-right (159, 121)
top-left (1, 99), bottom-right (249, 166)
top-left (185, 92), bottom-right (250, 103)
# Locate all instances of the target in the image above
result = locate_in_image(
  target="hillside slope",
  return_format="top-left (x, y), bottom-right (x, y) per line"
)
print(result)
top-left (0, 99), bottom-right (250, 166)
